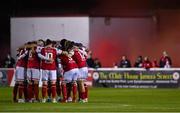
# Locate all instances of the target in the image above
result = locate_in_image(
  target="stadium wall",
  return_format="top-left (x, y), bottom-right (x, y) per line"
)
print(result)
top-left (89, 13), bottom-right (180, 67)
top-left (9, 10), bottom-right (180, 67)
top-left (10, 17), bottom-right (89, 59)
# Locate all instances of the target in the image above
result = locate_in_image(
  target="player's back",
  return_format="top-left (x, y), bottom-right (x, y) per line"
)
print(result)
top-left (41, 47), bottom-right (57, 70)
top-left (27, 47), bottom-right (40, 69)
top-left (16, 49), bottom-right (28, 68)
top-left (59, 54), bottom-right (78, 72)
top-left (72, 49), bottom-right (87, 68)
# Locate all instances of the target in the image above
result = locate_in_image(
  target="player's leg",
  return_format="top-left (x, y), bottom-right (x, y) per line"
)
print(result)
top-left (72, 69), bottom-right (79, 103)
top-left (23, 80), bottom-right (28, 102)
top-left (42, 81), bottom-right (48, 103)
top-left (16, 66), bottom-right (25, 103)
top-left (72, 81), bottom-right (77, 102)
top-left (78, 79), bottom-right (85, 101)
top-left (50, 70), bottom-right (57, 103)
top-left (23, 68), bottom-right (28, 102)
top-left (67, 82), bottom-right (72, 102)
top-left (41, 70), bottom-right (48, 103)
top-left (56, 76), bottom-right (62, 102)
top-left (51, 81), bottom-right (57, 103)
top-left (33, 80), bottom-right (39, 102)
top-left (83, 67), bottom-right (89, 102)
top-left (13, 82), bottom-right (18, 102)
top-left (61, 81), bottom-right (67, 103)
top-left (27, 81), bottom-right (33, 102)
top-left (27, 68), bottom-right (33, 102)
top-left (66, 70), bottom-right (75, 102)
top-left (61, 71), bottom-right (72, 103)
top-left (18, 81), bottom-right (25, 103)
top-left (84, 83), bottom-right (88, 102)
top-left (32, 68), bottom-right (40, 102)
top-left (47, 80), bottom-right (51, 102)
top-left (77, 68), bottom-right (85, 102)
top-left (13, 69), bottom-right (19, 102)
top-left (77, 80), bottom-right (81, 101)
top-left (78, 67), bottom-right (88, 102)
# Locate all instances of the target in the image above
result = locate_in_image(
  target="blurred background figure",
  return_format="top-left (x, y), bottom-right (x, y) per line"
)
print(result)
top-left (118, 55), bottom-right (131, 68)
top-left (152, 59), bottom-right (158, 67)
top-left (86, 51), bottom-right (95, 68)
top-left (2, 53), bottom-right (15, 68)
top-left (113, 62), bottom-right (118, 68)
top-left (159, 51), bottom-right (172, 68)
top-left (94, 58), bottom-right (101, 68)
top-left (142, 56), bottom-right (152, 69)
top-left (134, 56), bottom-right (143, 68)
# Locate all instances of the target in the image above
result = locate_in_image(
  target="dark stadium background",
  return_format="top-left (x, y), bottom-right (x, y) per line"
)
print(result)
top-left (0, 0), bottom-right (180, 67)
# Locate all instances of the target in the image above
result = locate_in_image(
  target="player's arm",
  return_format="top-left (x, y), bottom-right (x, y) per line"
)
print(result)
top-left (17, 50), bottom-right (28, 60)
top-left (68, 50), bottom-right (74, 57)
top-left (78, 49), bottom-right (88, 57)
top-left (36, 47), bottom-right (52, 61)
top-left (37, 53), bottom-right (52, 61)
top-left (35, 46), bottom-right (47, 60)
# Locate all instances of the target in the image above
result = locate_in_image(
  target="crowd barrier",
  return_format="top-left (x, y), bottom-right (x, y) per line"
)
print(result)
top-left (0, 68), bottom-right (93, 87)
top-left (89, 68), bottom-right (180, 88)
top-left (1, 68), bottom-right (180, 88)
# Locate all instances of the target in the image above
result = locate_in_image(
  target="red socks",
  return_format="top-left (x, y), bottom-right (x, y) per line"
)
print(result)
top-left (51, 84), bottom-right (56, 99)
top-left (13, 83), bottom-right (18, 102)
top-left (42, 83), bottom-right (56, 100)
top-left (18, 84), bottom-right (24, 99)
top-left (72, 83), bottom-right (77, 102)
top-left (84, 84), bottom-right (88, 99)
top-left (42, 84), bottom-right (47, 99)
top-left (81, 92), bottom-right (85, 100)
top-left (28, 84), bottom-right (33, 100)
top-left (28, 82), bottom-right (39, 101)
top-left (61, 83), bottom-right (67, 102)
top-left (34, 84), bottom-right (39, 100)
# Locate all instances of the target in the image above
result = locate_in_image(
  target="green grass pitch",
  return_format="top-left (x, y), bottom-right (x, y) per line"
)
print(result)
top-left (1, 87), bottom-right (180, 112)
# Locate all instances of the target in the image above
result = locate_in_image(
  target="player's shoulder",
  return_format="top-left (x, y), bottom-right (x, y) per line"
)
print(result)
top-left (47, 47), bottom-right (56, 50)
top-left (36, 46), bottom-right (44, 52)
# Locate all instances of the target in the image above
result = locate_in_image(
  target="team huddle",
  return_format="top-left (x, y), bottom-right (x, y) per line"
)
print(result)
top-left (13, 39), bottom-right (89, 103)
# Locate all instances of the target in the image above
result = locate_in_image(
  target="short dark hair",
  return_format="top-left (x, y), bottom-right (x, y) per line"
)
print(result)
top-left (46, 39), bottom-right (52, 46)
top-left (60, 39), bottom-right (67, 46)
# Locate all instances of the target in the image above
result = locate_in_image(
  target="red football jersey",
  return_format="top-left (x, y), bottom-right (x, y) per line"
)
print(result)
top-left (41, 47), bottom-right (57, 70)
top-left (27, 47), bottom-right (40, 69)
top-left (16, 49), bottom-right (27, 68)
top-left (72, 49), bottom-right (87, 68)
top-left (59, 54), bottom-right (78, 72)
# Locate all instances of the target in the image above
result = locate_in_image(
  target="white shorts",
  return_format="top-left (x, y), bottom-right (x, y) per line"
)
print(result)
top-left (15, 66), bottom-right (26, 82)
top-left (63, 68), bottom-right (80, 83)
top-left (27, 68), bottom-right (40, 81)
top-left (78, 67), bottom-right (88, 80)
top-left (42, 70), bottom-right (57, 81)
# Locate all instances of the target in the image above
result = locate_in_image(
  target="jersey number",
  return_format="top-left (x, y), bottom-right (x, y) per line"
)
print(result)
top-left (45, 52), bottom-right (53, 64)
top-left (28, 50), bottom-right (33, 60)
